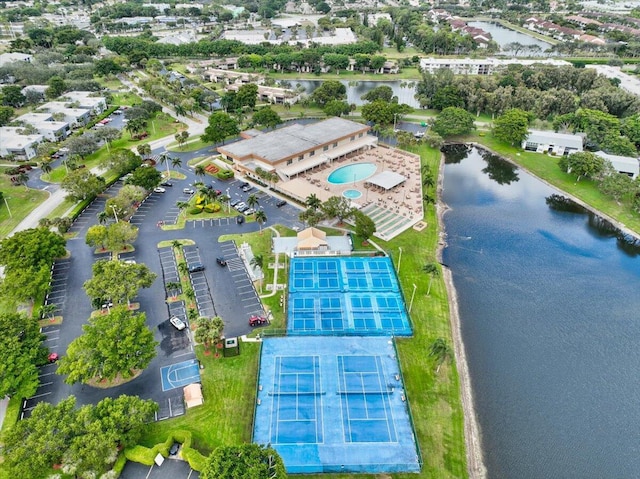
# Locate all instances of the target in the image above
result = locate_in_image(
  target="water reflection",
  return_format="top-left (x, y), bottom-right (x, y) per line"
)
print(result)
top-left (442, 144), bottom-right (470, 164)
top-left (481, 151), bottom-right (519, 185)
top-left (546, 193), bottom-right (640, 257)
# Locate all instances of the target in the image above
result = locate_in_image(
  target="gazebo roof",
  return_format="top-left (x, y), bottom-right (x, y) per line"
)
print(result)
top-left (184, 383), bottom-right (204, 408)
top-left (297, 227), bottom-right (328, 250)
top-left (365, 171), bottom-right (406, 190)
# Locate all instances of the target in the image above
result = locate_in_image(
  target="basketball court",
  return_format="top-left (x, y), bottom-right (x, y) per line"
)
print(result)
top-left (160, 359), bottom-right (201, 392)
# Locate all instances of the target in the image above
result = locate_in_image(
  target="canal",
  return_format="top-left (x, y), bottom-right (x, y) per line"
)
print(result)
top-left (468, 21), bottom-right (552, 56)
top-left (441, 145), bottom-right (640, 478)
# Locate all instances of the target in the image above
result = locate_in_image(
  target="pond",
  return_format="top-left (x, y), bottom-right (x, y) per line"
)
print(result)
top-left (442, 145), bottom-right (640, 479)
top-left (279, 79), bottom-right (421, 108)
top-left (468, 21), bottom-right (552, 56)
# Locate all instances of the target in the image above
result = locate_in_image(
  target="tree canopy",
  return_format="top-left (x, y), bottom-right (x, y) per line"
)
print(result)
top-left (0, 312), bottom-right (47, 398)
top-left (128, 165), bottom-right (162, 190)
top-left (61, 169), bottom-right (106, 202)
top-left (201, 111), bottom-right (240, 144)
top-left (201, 444), bottom-right (287, 479)
top-left (57, 306), bottom-right (157, 383)
top-left (311, 80), bottom-right (347, 107)
top-left (354, 210), bottom-right (376, 242)
top-left (431, 107), bottom-right (475, 137)
top-left (251, 106), bottom-right (282, 129)
top-left (564, 151), bottom-right (605, 181)
top-left (83, 258), bottom-right (155, 306)
top-left (493, 108), bottom-right (532, 146)
top-left (2, 395), bottom-right (157, 479)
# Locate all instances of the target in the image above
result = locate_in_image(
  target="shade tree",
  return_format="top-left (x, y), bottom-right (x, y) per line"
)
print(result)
top-left (84, 258), bottom-right (154, 307)
top-left (61, 168), bottom-right (105, 202)
top-left (201, 111), bottom-right (239, 144)
top-left (492, 108), bottom-right (532, 146)
top-left (431, 107), bottom-right (475, 138)
top-left (353, 210), bottom-right (376, 244)
top-left (201, 444), bottom-right (286, 479)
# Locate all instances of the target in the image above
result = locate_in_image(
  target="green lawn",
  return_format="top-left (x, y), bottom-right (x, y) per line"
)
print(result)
top-left (166, 138), bottom-right (214, 153)
top-left (0, 180), bottom-right (49, 237)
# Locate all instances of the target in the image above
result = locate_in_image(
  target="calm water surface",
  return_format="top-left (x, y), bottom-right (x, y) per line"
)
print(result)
top-left (468, 21), bottom-right (551, 55)
top-left (442, 146), bottom-right (640, 479)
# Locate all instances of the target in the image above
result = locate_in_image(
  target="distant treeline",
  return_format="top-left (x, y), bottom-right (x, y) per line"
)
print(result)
top-left (102, 37), bottom-right (381, 60)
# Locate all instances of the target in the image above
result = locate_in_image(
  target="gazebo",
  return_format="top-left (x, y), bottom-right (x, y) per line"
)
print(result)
top-left (183, 383), bottom-right (204, 409)
top-left (365, 171), bottom-right (406, 190)
top-left (297, 227), bottom-right (329, 251)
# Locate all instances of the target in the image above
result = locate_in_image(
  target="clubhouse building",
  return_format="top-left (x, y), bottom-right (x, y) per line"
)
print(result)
top-left (217, 117), bottom-right (376, 181)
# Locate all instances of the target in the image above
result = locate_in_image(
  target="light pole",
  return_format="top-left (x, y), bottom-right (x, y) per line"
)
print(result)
top-left (3, 196), bottom-right (12, 218)
top-left (110, 205), bottom-right (119, 223)
top-left (397, 246), bottom-right (403, 273)
top-left (226, 188), bottom-right (230, 213)
top-left (408, 283), bottom-right (417, 313)
top-left (393, 113), bottom-right (399, 132)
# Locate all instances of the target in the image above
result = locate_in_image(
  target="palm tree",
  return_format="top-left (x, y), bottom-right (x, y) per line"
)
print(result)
top-left (194, 316), bottom-right (225, 351)
top-left (14, 172), bottom-right (29, 188)
top-left (40, 303), bottom-right (57, 320)
top-left (176, 201), bottom-right (190, 218)
top-left (166, 281), bottom-right (181, 299)
top-left (171, 156), bottom-right (182, 171)
top-left (423, 262), bottom-right (440, 296)
top-left (97, 211), bottom-right (109, 224)
top-left (137, 143), bottom-right (152, 159)
top-left (247, 193), bottom-right (259, 210)
top-left (178, 262), bottom-right (189, 277)
top-left (255, 209), bottom-right (267, 233)
top-left (428, 337), bottom-right (452, 373)
top-left (171, 239), bottom-right (182, 249)
top-left (195, 164), bottom-right (206, 180)
top-left (306, 193), bottom-right (321, 210)
top-left (250, 254), bottom-right (265, 293)
top-left (160, 153), bottom-right (171, 177)
top-left (40, 161), bottom-right (52, 176)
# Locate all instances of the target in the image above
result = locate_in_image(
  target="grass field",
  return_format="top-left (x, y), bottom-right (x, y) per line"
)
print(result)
top-left (0, 179), bottom-right (49, 237)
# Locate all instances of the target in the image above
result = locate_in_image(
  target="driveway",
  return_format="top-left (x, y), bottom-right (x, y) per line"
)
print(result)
top-left (120, 458), bottom-right (200, 479)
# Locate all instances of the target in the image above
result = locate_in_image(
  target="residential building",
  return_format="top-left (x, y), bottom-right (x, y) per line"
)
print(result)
top-left (218, 117), bottom-right (375, 180)
top-left (522, 129), bottom-right (583, 156)
top-left (419, 57), bottom-right (571, 75)
top-left (0, 52), bottom-right (32, 67)
top-left (595, 151), bottom-right (639, 178)
top-left (226, 85), bottom-right (299, 105)
top-left (17, 113), bottom-right (70, 142)
top-left (60, 91), bottom-right (107, 115)
top-left (37, 102), bottom-right (92, 128)
top-left (0, 127), bottom-right (43, 160)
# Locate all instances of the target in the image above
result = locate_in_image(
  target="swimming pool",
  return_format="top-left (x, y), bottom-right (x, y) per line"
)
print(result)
top-left (328, 163), bottom-right (377, 184)
top-left (343, 189), bottom-right (362, 199)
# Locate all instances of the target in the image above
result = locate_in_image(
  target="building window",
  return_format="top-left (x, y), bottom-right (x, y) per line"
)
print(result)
top-left (350, 136), bottom-right (355, 141)
top-left (359, 132), bottom-right (363, 138)
top-left (323, 145), bottom-right (329, 151)
top-left (287, 159), bottom-right (293, 165)
top-left (298, 155), bottom-right (304, 161)
top-left (333, 142), bottom-right (338, 148)
top-left (310, 150), bottom-right (315, 156)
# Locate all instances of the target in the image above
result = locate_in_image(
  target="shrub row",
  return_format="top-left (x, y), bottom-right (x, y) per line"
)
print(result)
top-left (123, 430), bottom-right (207, 471)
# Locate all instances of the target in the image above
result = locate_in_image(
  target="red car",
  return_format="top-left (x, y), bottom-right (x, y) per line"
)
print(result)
top-left (249, 315), bottom-right (268, 327)
top-left (48, 353), bottom-right (59, 363)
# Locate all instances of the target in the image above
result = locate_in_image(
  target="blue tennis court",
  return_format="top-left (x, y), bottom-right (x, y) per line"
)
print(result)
top-left (253, 337), bottom-right (421, 474)
top-left (288, 257), bottom-right (411, 336)
top-left (160, 359), bottom-right (201, 392)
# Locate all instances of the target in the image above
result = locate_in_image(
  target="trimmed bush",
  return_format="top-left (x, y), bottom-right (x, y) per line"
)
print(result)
top-left (124, 445), bottom-right (155, 465)
top-left (203, 204), bottom-right (215, 213)
top-left (217, 169), bottom-right (234, 180)
top-left (189, 207), bottom-right (203, 215)
top-left (195, 195), bottom-right (205, 205)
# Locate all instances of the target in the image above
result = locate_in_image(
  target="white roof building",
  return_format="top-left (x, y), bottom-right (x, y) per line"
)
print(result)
top-left (522, 129), bottom-right (583, 156)
top-left (0, 52), bottom-right (32, 68)
top-left (420, 57), bottom-right (571, 75)
top-left (15, 112), bottom-right (70, 142)
top-left (595, 151), bottom-right (640, 179)
top-left (0, 127), bottom-right (43, 160)
top-left (37, 102), bottom-right (92, 127)
top-left (60, 91), bottom-right (107, 114)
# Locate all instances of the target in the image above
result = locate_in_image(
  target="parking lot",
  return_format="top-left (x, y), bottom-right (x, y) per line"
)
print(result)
top-left (120, 458), bottom-right (199, 479)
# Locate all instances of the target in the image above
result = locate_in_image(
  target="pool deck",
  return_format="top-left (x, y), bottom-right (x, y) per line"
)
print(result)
top-left (277, 145), bottom-right (424, 241)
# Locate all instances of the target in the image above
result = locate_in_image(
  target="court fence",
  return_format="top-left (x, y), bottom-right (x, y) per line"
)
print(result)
top-left (391, 336), bottom-right (424, 469)
top-left (250, 340), bottom-right (264, 443)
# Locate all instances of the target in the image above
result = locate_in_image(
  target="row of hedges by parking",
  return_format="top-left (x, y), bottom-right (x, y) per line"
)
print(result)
top-left (123, 430), bottom-right (207, 472)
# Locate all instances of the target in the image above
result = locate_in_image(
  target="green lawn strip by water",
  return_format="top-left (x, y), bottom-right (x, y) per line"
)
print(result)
top-left (138, 342), bottom-right (260, 453)
top-left (473, 134), bottom-right (640, 235)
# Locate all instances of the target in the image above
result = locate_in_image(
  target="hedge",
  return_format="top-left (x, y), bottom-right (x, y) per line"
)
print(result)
top-left (216, 169), bottom-right (234, 180)
top-left (189, 207), bottom-right (203, 215)
top-left (122, 430), bottom-right (207, 472)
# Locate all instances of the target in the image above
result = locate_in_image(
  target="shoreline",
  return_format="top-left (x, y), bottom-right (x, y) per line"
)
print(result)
top-left (435, 151), bottom-right (487, 479)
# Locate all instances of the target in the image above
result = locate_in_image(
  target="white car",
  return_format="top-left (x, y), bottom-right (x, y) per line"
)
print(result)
top-left (154, 187), bottom-right (166, 193)
top-left (183, 188), bottom-right (195, 195)
top-left (169, 316), bottom-right (186, 331)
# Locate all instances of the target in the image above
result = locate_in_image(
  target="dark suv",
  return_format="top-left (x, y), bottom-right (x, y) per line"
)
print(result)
top-left (216, 257), bottom-right (227, 266)
top-left (188, 263), bottom-right (205, 273)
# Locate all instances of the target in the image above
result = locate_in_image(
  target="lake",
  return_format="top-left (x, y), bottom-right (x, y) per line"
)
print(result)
top-left (278, 79), bottom-right (421, 108)
top-left (441, 145), bottom-right (640, 479)
top-left (468, 21), bottom-right (551, 56)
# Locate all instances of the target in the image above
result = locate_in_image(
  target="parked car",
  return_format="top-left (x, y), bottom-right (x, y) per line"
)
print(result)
top-left (276, 199), bottom-right (287, 208)
top-left (239, 181), bottom-right (250, 188)
top-left (234, 202), bottom-right (247, 211)
top-left (183, 188), bottom-right (195, 195)
top-left (216, 257), bottom-right (227, 266)
top-left (249, 315), bottom-right (268, 327)
top-left (154, 187), bottom-right (166, 193)
top-left (188, 263), bottom-right (204, 273)
top-left (230, 199), bottom-right (240, 207)
top-left (48, 352), bottom-right (59, 363)
top-left (244, 208), bottom-right (255, 215)
top-left (237, 205), bottom-right (249, 213)
top-left (160, 181), bottom-right (173, 187)
top-left (242, 185), bottom-right (254, 193)
top-left (169, 316), bottom-right (186, 331)
top-left (236, 215), bottom-right (244, 224)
